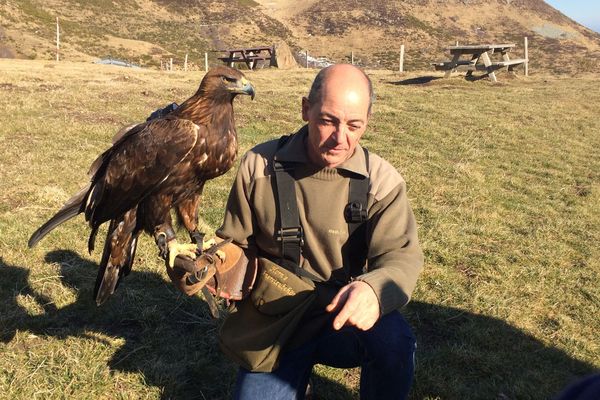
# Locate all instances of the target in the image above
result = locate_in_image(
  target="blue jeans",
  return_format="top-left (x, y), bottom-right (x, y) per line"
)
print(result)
top-left (233, 310), bottom-right (416, 400)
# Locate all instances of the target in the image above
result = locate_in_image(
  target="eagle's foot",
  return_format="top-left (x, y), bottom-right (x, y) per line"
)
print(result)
top-left (202, 238), bottom-right (216, 251)
top-left (201, 238), bottom-right (226, 263)
top-left (167, 239), bottom-right (198, 268)
top-left (214, 249), bottom-right (226, 263)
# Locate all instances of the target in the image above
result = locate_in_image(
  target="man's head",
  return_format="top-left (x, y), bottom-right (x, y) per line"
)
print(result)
top-left (302, 64), bottom-right (374, 168)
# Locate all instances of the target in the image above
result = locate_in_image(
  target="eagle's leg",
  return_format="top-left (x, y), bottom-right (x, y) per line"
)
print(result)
top-left (154, 224), bottom-right (198, 267)
top-left (176, 193), bottom-right (205, 253)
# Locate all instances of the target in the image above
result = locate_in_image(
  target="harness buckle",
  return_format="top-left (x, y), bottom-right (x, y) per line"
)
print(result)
top-left (344, 201), bottom-right (368, 223)
top-left (276, 226), bottom-right (304, 246)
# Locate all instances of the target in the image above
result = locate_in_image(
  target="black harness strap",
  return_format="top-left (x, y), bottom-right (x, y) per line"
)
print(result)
top-left (273, 160), bottom-right (304, 273)
top-left (345, 148), bottom-right (370, 231)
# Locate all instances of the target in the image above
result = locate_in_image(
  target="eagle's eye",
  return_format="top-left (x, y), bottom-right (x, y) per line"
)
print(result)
top-left (222, 76), bottom-right (237, 84)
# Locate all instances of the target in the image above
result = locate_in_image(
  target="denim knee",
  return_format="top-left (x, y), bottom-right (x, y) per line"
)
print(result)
top-left (360, 310), bottom-right (416, 369)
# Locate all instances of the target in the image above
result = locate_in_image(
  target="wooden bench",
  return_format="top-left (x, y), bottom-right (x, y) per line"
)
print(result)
top-left (218, 46), bottom-right (274, 70)
top-left (432, 60), bottom-right (476, 71)
top-left (433, 44), bottom-right (527, 82)
top-left (495, 58), bottom-right (527, 68)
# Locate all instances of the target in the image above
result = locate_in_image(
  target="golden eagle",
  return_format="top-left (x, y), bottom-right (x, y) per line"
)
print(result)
top-left (28, 66), bottom-right (255, 305)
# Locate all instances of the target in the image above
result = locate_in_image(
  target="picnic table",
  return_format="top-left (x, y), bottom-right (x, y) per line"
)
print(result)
top-left (218, 46), bottom-right (274, 70)
top-left (432, 43), bottom-right (527, 82)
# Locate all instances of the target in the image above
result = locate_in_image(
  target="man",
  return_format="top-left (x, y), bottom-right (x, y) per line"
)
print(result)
top-left (216, 64), bottom-right (424, 399)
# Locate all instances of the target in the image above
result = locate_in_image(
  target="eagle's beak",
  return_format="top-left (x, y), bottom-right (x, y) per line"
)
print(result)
top-left (235, 77), bottom-right (256, 100)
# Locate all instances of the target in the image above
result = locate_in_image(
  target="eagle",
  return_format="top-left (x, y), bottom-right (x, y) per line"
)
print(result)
top-left (28, 66), bottom-right (255, 305)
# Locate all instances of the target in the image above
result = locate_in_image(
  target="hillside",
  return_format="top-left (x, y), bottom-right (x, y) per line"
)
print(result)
top-left (1, 0), bottom-right (599, 73)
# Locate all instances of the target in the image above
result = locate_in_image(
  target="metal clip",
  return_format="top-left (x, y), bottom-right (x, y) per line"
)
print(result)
top-left (276, 226), bottom-right (304, 246)
top-left (344, 202), bottom-right (368, 223)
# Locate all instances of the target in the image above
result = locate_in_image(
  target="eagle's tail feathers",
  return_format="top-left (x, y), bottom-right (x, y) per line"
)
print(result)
top-left (94, 220), bottom-right (118, 305)
top-left (94, 217), bottom-right (138, 306)
top-left (28, 185), bottom-right (90, 248)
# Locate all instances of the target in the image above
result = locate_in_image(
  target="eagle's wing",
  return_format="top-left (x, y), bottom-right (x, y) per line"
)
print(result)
top-left (85, 117), bottom-right (201, 227)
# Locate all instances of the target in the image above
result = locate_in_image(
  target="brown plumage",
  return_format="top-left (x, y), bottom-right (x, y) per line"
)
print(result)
top-left (28, 66), bottom-right (255, 305)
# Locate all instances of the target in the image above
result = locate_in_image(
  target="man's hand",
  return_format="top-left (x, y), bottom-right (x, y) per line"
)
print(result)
top-left (326, 280), bottom-right (381, 331)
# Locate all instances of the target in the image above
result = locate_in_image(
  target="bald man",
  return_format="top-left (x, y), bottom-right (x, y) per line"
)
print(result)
top-left (217, 64), bottom-right (424, 399)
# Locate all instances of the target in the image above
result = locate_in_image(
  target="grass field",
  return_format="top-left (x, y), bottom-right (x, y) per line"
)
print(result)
top-left (0, 59), bottom-right (599, 399)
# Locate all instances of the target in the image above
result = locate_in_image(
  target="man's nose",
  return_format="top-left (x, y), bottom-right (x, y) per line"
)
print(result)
top-left (332, 125), bottom-right (347, 143)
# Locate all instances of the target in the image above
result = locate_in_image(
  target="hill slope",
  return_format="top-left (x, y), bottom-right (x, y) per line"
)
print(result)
top-left (1, 0), bottom-right (599, 72)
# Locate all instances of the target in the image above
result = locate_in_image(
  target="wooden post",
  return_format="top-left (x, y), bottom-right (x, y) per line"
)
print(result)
top-left (169, 57), bottom-right (173, 71)
top-left (305, 50), bottom-right (309, 68)
top-left (56, 17), bottom-right (60, 62)
top-left (524, 36), bottom-right (529, 76)
top-left (204, 52), bottom-right (208, 72)
top-left (399, 44), bottom-right (405, 73)
top-left (351, 51), bottom-right (354, 65)
top-left (184, 53), bottom-right (188, 71)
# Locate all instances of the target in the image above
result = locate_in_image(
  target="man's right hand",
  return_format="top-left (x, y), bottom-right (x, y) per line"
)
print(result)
top-left (326, 280), bottom-right (381, 331)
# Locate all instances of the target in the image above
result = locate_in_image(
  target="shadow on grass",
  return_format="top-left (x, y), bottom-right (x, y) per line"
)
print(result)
top-left (0, 252), bottom-right (357, 399)
top-left (404, 302), bottom-right (596, 399)
top-left (388, 76), bottom-right (443, 85)
top-left (0, 252), bottom-right (236, 399)
top-left (0, 254), bottom-right (596, 399)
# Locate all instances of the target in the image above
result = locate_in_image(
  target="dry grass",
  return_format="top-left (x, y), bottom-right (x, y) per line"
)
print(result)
top-left (0, 59), bottom-right (599, 399)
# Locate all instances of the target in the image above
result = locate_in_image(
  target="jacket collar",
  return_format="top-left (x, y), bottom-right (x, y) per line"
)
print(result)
top-left (274, 125), bottom-right (368, 178)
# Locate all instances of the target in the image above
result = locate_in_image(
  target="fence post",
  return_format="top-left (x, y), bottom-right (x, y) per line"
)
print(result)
top-left (56, 17), bottom-right (60, 62)
top-left (399, 44), bottom-right (405, 73)
top-left (351, 51), bottom-right (354, 65)
top-left (170, 58), bottom-right (173, 71)
top-left (524, 36), bottom-right (529, 76)
top-left (184, 53), bottom-right (188, 71)
top-left (205, 52), bottom-right (208, 72)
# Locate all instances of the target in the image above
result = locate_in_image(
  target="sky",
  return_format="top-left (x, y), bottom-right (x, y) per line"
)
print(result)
top-left (545, 0), bottom-right (600, 33)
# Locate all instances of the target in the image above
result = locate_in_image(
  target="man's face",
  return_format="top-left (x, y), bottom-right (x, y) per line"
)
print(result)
top-left (302, 77), bottom-right (370, 168)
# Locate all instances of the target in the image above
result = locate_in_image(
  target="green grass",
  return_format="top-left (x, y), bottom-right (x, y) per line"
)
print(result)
top-left (0, 60), bottom-right (599, 399)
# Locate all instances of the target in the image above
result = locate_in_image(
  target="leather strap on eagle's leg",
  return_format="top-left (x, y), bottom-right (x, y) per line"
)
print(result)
top-left (189, 230), bottom-right (205, 254)
top-left (154, 225), bottom-right (177, 259)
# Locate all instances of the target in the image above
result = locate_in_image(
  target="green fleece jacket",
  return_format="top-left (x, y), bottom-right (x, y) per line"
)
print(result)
top-left (217, 125), bottom-right (423, 315)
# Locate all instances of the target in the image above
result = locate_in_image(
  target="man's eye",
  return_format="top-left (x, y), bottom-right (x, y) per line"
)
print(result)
top-left (320, 119), bottom-right (333, 125)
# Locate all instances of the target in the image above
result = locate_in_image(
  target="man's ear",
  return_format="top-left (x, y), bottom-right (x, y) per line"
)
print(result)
top-left (301, 97), bottom-right (310, 122)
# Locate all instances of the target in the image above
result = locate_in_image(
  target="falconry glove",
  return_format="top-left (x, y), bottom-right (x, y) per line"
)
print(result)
top-left (166, 238), bottom-right (257, 317)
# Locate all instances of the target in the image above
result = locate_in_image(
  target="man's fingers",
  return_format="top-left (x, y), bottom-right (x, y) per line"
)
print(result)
top-left (326, 286), bottom-right (348, 313)
top-left (332, 292), bottom-right (359, 330)
top-left (327, 281), bottom-right (381, 331)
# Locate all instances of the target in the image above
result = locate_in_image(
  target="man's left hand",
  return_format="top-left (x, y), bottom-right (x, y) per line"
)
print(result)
top-left (326, 280), bottom-right (380, 331)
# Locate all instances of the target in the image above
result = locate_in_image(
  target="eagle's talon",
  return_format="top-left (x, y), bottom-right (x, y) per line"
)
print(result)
top-left (168, 240), bottom-right (198, 268)
top-left (215, 249), bottom-right (226, 263)
top-left (202, 238), bottom-right (217, 251)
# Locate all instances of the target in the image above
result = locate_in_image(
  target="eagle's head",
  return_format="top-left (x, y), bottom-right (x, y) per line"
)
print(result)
top-left (197, 66), bottom-right (256, 102)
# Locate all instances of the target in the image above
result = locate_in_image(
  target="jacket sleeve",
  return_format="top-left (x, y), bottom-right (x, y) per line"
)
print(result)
top-left (355, 181), bottom-right (424, 315)
top-left (216, 153), bottom-right (256, 252)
